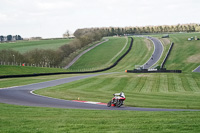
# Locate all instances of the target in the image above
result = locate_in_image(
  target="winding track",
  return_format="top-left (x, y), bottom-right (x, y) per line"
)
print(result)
top-left (0, 73), bottom-right (198, 111)
top-left (142, 36), bottom-right (164, 69)
top-left (0, 37), bottom-right (199, 111)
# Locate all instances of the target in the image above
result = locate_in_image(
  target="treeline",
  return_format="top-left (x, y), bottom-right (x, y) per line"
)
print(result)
top-left (0, 29), bottom-right (105, 67)
top-left (87, 23), bottom-right (200, 36)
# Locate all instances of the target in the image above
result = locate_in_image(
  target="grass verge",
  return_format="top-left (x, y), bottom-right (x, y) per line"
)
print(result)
top-left (0, 103), bottom-right (200, 133)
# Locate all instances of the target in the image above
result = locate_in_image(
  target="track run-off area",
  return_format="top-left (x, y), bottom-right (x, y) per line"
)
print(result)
top-left (0, 37), bottom-right (199, 111)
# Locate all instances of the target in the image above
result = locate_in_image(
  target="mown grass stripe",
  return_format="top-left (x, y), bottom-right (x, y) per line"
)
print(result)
top-left (151, 74), bottom-right (160, 92)
top-left (173, 74), bottom-right (185, 92)
top-left (167, 74), bottom-right (175, 92)
top-left (159, 74), bottom-right (168, 92)
top-left (80, 78), bottom-right (109, 92)
top-left (180, 74), bottom-right (193, 92)
top-left (138, 77), bottom-right (147, 92)
top-left (186, 75), bottom-right (200, 92)
top-left (192, 73), bottom-right (200, 90)
top-left (140, 76), bottom-right (153, 93)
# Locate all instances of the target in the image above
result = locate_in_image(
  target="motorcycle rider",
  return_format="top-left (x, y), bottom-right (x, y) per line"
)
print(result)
top-left (112, 92), bottom-right (125, 102)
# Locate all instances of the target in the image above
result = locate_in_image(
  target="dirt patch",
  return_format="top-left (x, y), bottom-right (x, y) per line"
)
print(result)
top-left (160, 38), bottom-right (171, 45)
top-left (144, 39), bottom-right (153, 51)
top-left (187, 54), bottom-right (200, 63)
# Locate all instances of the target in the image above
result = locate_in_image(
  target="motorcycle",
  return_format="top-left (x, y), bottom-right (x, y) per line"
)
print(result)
top-left (107, 92), bottom-right (126, 107)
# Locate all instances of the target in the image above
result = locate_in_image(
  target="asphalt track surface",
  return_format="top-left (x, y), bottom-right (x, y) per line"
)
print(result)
top-left (193, 65), bottom-right (200, 72)
top-left (0, 37), bottom-right (199, 111)
top-left (142, 36), bottom-right (163, 69)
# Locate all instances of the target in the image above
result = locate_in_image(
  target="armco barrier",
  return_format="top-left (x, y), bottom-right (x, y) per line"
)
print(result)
top-left (126, 69), bottom-right (182, 73)
top-left (0, 37), bottom-right (134, 79)
top-left (161, 42), bottom-right (174, 68)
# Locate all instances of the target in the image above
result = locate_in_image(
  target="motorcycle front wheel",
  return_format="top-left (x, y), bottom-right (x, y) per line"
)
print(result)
top-left (107, 101), bottom-right (112, 107)
top-left (116, 100), bottom-right (123, 107)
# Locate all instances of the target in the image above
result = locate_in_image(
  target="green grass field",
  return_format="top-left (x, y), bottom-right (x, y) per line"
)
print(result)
top-left (0, 39), bottom-right (72, 53)
top-left (69, 37), bottom-right (128, 71)
top-left (151, 33), bottom-right (200, 72)
top-left (35, 72), bottom-right (200, 109)
top-left (1, 103), bottom-right (200, 133)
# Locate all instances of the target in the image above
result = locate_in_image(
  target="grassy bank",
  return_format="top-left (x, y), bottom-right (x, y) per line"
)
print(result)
top-left (69, 37), bottom-right (128, 71)
top-left (0, 103), bottom-right (200, 133)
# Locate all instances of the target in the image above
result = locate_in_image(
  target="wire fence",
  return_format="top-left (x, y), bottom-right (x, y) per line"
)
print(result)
top-left (0, 61), bottom-right (63, 69)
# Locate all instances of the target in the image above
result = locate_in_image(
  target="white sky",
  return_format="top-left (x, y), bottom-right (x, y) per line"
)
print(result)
top-left (0, 0), bottom-right (199, 38)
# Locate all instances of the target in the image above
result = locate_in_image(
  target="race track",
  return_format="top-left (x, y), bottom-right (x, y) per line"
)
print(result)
top-left (0, 74), bottom-right (199, 111)
top-left (0, 37), bottom-right (199, 111)
top-left (143, 36), bottom-right (163, 69)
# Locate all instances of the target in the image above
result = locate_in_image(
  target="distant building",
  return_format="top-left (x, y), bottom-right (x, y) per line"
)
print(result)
top-left (0, 36), bottom-right (8, 42)
top-left (30, 37), bottom-right (42, 40)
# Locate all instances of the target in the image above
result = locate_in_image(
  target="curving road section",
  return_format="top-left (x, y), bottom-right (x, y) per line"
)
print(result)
top-left (0, 73), bottom-right (199, 111)
top-left (142, 36), bottom-right (163, 69)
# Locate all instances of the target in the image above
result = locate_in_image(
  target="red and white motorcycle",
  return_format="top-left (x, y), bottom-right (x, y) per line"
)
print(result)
top-left (107, 92), bottom-right (126, 107)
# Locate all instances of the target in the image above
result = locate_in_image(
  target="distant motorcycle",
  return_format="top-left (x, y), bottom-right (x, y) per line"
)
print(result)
top-left (107, 92), bottom-right (126, 107)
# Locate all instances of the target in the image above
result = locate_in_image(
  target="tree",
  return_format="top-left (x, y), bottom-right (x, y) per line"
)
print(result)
top-left (0, 36), bottom-right (3, 42)
top-left (195, 26), bottom-right (200, 32)
top-left (7, 35), bottom-right (12, 41)
top-left (17, 35), bottom-right (22, 40)
top-left (64, 30), bottom-right (70, 38)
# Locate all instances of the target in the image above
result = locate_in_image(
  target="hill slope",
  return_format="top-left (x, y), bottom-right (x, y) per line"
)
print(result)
top-left (68, 37), bottom-right (128, 71)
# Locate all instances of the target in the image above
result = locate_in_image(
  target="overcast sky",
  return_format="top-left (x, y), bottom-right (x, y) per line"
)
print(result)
top-left (0, 0), bottom-right (199, 38)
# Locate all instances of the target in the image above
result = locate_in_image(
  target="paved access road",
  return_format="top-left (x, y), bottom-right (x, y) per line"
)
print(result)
top-left (193, 65), bottom-right (200, 72)
top-left (142, 37), bottom-right (163, 69)
top-left (0, 74), bottom-right (199, 111)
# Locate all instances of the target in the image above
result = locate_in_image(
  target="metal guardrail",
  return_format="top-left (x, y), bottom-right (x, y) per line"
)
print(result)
top-left (161, 42), bottom-right (174, 68)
